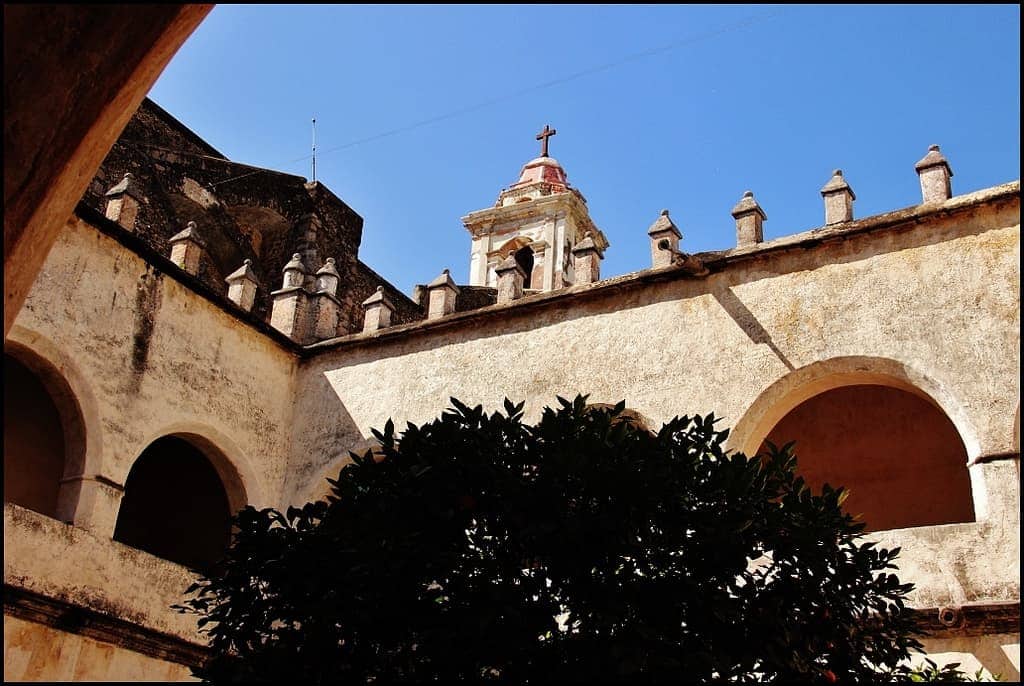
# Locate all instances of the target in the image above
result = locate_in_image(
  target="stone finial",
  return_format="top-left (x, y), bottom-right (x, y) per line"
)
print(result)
top-left (270, 288), bottom-right (309, 342)
top-left (362, 286), bottom-right (396, 333)
top-left (426, 268), bottom-right (460, 320)
top-left (572, 230), bottom-right (603, 285)
top-left (312, 289), bottom-right (341, 341)
top-left (820, 169), bottom-right (855, 224)
top-left (495, 255), bottom-right (526, 304)
top-left (281, 253), bottom-right (306, 289)
top-left (915, 144), bottom-right (954, 204)
top-left (647, 209), bottom-right (682, 269)
top-left (271, 253), bottom-right (311, 342)
top-left (315, 257), bottom-right (340, 296)
top-left (168, 220), bottom-right (205, 246)
top-left (104, 172), bottom-right (138, 198)
top-left (225, 259), bottom-right (260, 312)
top-left (731, 190), bottom-right (767, 247)
top-left (104, 172), bottom-right (142, 230)
top-left (168, 221), bottom-right (206, 275)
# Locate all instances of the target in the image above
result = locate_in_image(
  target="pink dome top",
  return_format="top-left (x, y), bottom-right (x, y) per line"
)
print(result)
top-left (510, 156), bottom-right (569, 192)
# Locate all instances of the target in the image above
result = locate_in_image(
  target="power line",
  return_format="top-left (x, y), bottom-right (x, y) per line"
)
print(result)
top-left (317, 8), bottom-right (785, 159)
top-left (207, 8), bottom-right (786, 190)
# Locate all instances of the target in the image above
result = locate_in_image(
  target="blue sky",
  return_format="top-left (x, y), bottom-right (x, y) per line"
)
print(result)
top-left (149, 4), bottom-right (1020, 295)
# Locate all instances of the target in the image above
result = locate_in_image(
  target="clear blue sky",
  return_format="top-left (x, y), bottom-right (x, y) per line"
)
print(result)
top-left (149, 4), bottom-right (1020, 295)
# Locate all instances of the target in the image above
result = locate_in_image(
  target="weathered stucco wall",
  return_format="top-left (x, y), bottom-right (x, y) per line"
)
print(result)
top-left (918, 633), bottom-right (1020, 681)
top-left (10, 215), bottom-right (299, 535)
top-left (289, 188), bottom-right (1020, 616)
top-left (4, 504), bottom-right (203, 644)
top-left (5, 211), bottom-right (300, 680)
top-left (3, 185), bottom-right (1018, 680)
top-left (4, 615), bottom-right (194, 682)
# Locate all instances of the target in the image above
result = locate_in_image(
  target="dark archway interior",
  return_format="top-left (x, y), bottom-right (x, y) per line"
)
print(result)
top-left (514, 246), bottom-right (534, 289)
top-left (760, 384), bottom-right (975, 532)
top-left (113, 435), bottom-right (231, 572)
top-left (3, 354), bottom-right (66, 518)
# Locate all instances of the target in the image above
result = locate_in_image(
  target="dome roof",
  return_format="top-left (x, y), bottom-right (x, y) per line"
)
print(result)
top-left (512, 155), bottom-right (568, 189)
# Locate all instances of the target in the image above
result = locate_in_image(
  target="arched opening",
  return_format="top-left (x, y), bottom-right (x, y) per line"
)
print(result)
top-left (3, 353), bottom-right (69, 519)
top-left (113, 435), bottom-right (234, 572)
top-left (514, 245), bottom-right (534, 289)
top-left (758, 384), bottom-right (974, 532)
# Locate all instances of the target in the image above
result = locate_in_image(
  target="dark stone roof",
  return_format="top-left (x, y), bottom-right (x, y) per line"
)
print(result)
top-left (82, 98), bottom-right (421, 327)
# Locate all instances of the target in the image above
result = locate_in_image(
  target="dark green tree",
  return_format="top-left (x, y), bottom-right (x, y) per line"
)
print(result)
top-left (178, 395), bottom-right (963, 683)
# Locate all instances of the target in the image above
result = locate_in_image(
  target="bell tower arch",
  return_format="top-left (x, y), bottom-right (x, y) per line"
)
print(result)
top-left (462, 125), bottom-right (609, 292)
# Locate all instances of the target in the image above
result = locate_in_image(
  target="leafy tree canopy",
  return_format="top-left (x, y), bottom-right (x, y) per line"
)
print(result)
top-left (179, 395), bottom-right (980, 683)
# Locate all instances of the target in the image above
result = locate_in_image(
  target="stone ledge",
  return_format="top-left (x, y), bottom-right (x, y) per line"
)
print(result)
top-left (3, 584), bottom-right (209, 669)
top-left (4, 503), bottom-right (204, 644)
top-left (909, 601), bottom-right (1021, 639)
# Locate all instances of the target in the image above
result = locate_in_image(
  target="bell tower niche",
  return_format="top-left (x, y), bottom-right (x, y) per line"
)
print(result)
top-left (462, 125), bottom-right (609, 292)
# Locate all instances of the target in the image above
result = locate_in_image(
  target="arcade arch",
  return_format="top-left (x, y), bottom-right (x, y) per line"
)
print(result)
top-left (113, 433), bottom-right (247, 572)
top-left (731, 358), bottom-right (975, 532)
top-left (3, 341), bottom-right (90, 522)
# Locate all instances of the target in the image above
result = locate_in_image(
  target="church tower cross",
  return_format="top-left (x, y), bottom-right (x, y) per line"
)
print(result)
top-left (536, 124), bottom-right (557, 157)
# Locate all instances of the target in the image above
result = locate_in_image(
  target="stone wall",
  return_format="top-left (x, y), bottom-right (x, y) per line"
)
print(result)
top-left (347, 261), bottom-right (423, 331)
top-left (4, 181), bottom-right (1019, 681)
top-left (4, 616), bottom-right (195, 682)
top-left (9, 213), bottom-right (299, 535)
top-left (288, 185), bottom-right (1020, 617)
top-left (4, 504), bottom-right (203, 647)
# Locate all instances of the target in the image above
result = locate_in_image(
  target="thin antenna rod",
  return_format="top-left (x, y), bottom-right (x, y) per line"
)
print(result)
top-left (311, 117), bottom-right (317, 183)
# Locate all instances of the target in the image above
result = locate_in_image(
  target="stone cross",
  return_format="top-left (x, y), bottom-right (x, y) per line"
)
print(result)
top-left (536, 124), bottom-right (556, 157)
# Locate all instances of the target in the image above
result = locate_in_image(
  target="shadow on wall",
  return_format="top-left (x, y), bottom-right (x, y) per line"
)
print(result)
top-left (283, 366), bottom-right (369, 507)
top-left (711, 285), bottom-right (795, 372)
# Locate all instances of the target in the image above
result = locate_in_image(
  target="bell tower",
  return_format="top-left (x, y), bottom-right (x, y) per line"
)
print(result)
top-left (461, 125), bottom-right (609, 292)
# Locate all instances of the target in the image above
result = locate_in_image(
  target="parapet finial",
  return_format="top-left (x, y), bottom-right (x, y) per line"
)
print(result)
top-left (660, 209), bottom-right (669, 216)
top-left (426, 269), bottom-right (460, 319)
top-left (169, 220), bottom-right (203, 245)
top-left (821, 169), bottom-right (855, 223)
top-left (916, 143), bottom-right (953, 202)
top-left (168, 220), bottom-right (206, 273)
top-left (732, 190), bottom-right (766, 247)
top-left (225, 258), bottom-right (259, 312)
top-left (282, 254), bottom-right (306, 285)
